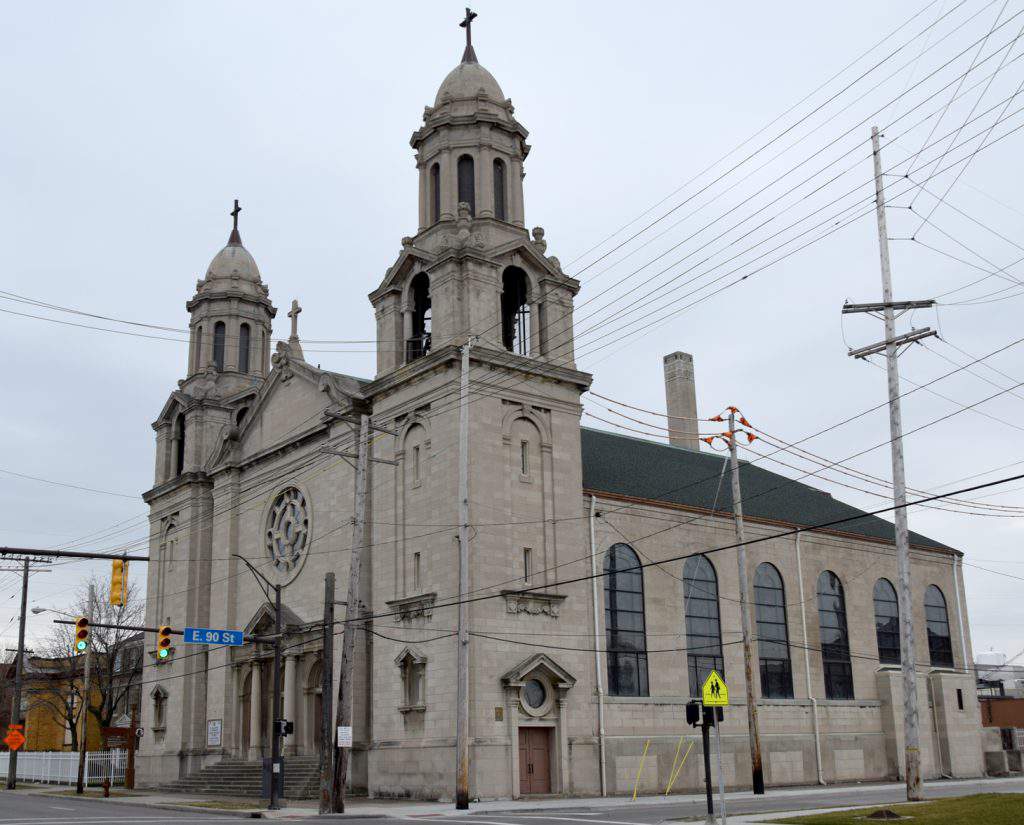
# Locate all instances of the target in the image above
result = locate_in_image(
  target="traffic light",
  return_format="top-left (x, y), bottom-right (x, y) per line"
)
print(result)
top-left (157, 625), bottom-right (172, 661)
top-left (686, 700), bottom-right (700, 727)
top-left (110, 559), bottom-right (127, 606)
top-left (74, 617), bottom-right (89, 653)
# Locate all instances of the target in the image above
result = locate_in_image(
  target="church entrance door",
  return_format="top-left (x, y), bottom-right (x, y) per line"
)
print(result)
top-left (518, 727), bottom-right (551, 795)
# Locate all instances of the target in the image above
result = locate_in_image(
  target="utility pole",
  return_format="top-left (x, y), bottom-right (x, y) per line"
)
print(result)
top-left (269, 582), bottom-right (283, 810)
top-left (726, 410), bottom-right (764, 795)
top-left (842, 126), bottom-right (934, 802)
top-left (319, 571), bottom-right (335, 814)
top-left (76, 583), bottom-right (95, 795)
top-left (5, 558), bottom-right (29, 790)
top-left (455, 338), bottom-right (473, 810)
top-left (332, 413), bottom-right (370, 813)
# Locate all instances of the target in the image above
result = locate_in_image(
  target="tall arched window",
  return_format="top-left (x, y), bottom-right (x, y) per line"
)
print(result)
top-left (873, 578), bottom-right (900, 665)
top-left (213, 321), bottom-right (226, 370)
top-left (493, 158), bottom-right (507, 220)
top-left (755, 563), bottom-right (793, 698)
top-left (430, 162), bottom-right (441, 224)
top-left (174, 413), bottom-right (186, 476)
top-left (194, 325), bottom-right (203, 371)
top-left (604, 543), bottom-right (648, 696)
top-left (683, 555), bottom-right (724, 698)
top-left (925, 585), bottom-right (954, 668)
top-left (501, 267), bottom-right (530, 355)
top-left (817, 571), bottom-right (853, 699)
top-left (457, 154), bottom-right (475, 216)
top-left (238, 323), bottom-right (251, 374)
top-left (407, 272), bottom-right (432, 362)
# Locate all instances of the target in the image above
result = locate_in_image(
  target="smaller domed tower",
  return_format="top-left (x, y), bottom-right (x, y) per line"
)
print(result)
top-left (185, 201), bottom-right (276, 389)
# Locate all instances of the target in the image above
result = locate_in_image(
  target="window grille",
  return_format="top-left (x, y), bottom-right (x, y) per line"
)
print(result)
top-left (604, 543), bottom-right (649, 696)
top-left (754, 563), bottom-right (793, 698)
top-left (683, 554), bottom-right (724, 698)
top-left (873, 578), bottom-right (901, 665)
top-left (925, 585), bottom-right (955, 669)
top-left (238, 323), bottom-right (251, 373)
top-left (817, 570), bottom-right (854, 700)
top-left (457, 155), bottom-right (475, 216)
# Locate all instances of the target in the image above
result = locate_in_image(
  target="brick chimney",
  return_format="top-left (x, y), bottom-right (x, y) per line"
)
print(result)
top-left (663, 351), bottom-right (699, 451)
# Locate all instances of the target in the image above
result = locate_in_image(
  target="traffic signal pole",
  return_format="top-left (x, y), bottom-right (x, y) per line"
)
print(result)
top-left (5, 558), bottom-right (30, 790)
top-left (76, 583), bottom-right (95, 795)
top-left (269, 583), bottom-right (283, 810)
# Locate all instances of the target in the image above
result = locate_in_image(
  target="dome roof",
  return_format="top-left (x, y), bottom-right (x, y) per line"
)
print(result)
top-left (206, 239), bottom-right (261, 283)
top-left (434, 60), bottom-right (504, 107)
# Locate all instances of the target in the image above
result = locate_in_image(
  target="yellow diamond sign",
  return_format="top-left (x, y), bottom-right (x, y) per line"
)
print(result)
top-left (701, 670), bottom-right (729, 706)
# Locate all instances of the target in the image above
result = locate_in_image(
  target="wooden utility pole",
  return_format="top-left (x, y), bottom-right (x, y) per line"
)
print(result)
top-left (455, 339), bottom-right (473, 810)
top-left (332, 413), bottom-right (370, 813)
top-left (269, 583), bottom-right (283, 810)
top-left (76, 583), bottom-right (95, 795)
top-left (727, 411), bottom-right (764, 796)
top-left (319, 572), bottom-right (335, 814)
top-left (843, 126), bottom-right (934, 802)
top-left (5, 558), bottom-right (29, 790)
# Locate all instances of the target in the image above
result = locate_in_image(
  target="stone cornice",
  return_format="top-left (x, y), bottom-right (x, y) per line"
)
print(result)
top-left (501, 589), bottom-right (567, 618)
top-left (385, 592), bottom-right (437, 622)
top-left (142, 471), bottom-right (213, 504)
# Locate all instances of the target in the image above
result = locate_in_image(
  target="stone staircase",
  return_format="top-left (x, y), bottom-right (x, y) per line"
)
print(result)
top-left (162, 755), bottom-right (322, 799)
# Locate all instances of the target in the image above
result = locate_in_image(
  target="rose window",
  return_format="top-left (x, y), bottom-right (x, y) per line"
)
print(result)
top-left (265, 487), bottom-right (309, 573)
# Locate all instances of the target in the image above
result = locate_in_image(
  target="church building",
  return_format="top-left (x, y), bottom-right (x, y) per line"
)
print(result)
top-left (137, 17), bottom-right (984, 799)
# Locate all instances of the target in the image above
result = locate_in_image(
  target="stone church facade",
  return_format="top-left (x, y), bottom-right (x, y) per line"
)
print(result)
top-left (137, 29), bottom-right (984, 799)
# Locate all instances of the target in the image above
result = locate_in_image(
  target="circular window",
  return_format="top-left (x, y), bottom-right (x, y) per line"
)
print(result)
top-left (523, 679), bottom-right (547, 710)
top-left (265, 487), bottom-right (310, 575)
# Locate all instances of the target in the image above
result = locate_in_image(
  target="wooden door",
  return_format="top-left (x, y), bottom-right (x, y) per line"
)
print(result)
top-left (518, 727), bottom-right (552, 795)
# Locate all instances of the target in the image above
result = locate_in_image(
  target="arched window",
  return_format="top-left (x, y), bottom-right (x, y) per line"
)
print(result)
top-left (213, 321), bottom-right (226, 370)
top-left (194, 325), bottom-right (203, 371)
top-left (493, 159), bottom-right (507, 220)
top-left (407, 272), bottom-right (432, 362)
top-left (174, 413), bottom-right (186, 476)
top-left (925, 585), bottom-right (954, 668)
top-left (817, 571), bottom-right (853, 699)
top-left (603, 543), bottom-right (648, 696)
top-left (501, 267), bottom-right (530, 355)
top-left (430, 163), bottom-right (441, 224)
top-left (873, 578), bottom-right (900, 665)
top-left (238, 323), bottom-right (251, 373)
top-left (457, 154), bottom-right (475, 216)
top-left (683, 554), bottom-right (724, 698)
top-left (755, 563), bottom-right (793, 698)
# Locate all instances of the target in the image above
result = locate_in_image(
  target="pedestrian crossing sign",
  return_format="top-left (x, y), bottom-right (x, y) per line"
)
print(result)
top-left (702, 670), bottom-right (729, 706)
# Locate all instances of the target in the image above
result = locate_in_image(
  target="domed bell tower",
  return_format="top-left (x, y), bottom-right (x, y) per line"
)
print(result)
top-left (370, 11), bottom-right (581, 375)
top-left (185, 200), bottom-right (276, 389)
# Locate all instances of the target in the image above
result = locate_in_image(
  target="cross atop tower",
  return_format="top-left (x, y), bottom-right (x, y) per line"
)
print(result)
top-left (228, 199), bottom-right (242, 245)
top-left (460, 7), bottom-right (478, 64)
top-left (288, 299), bottom-right (302, 340)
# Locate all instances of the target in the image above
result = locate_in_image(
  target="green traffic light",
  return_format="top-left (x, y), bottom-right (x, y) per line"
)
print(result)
top-left (75, 640), bottom-right (87, 652)
top-left (158, 648), bottom-right (169, 659)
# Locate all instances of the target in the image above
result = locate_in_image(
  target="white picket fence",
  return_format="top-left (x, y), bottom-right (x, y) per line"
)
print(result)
top-left (0, 749), bottom-right (127, 786)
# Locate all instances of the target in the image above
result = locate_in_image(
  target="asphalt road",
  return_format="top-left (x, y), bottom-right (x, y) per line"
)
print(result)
top-left (2, 778), bottom-right (1023, 823)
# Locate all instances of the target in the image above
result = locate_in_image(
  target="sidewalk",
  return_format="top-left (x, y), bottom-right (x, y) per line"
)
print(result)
top-left (6, 775), bottom-right (1024, 820)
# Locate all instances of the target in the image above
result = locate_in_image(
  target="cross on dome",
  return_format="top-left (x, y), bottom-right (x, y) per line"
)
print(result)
top-left (228, 198), bottom-right (243, 246)
top-left (459, 7), bottom-right (478, 64)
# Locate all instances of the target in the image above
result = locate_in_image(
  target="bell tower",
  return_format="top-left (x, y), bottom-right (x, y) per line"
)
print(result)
top-left (370, 14), bottom-right (581, 376)
top-left (185, 200), bottom-right (276, 387)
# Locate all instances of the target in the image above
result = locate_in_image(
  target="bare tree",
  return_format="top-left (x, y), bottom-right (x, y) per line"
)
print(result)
top-left (30, 575), bottom-right (144, 747)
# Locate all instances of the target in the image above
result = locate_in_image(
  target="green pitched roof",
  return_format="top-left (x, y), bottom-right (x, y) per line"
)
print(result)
top-left (580, 427), bottom-right (950, 552)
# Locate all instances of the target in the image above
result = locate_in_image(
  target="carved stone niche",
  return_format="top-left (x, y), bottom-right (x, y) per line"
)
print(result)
top-left (386, 592), bottom-right (437, 623)
top-left (502, 589), bottom-right (566, 618)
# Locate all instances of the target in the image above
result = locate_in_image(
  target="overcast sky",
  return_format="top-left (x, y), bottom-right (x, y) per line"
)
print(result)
top-left (2, 1), bottom-right (1022, 664)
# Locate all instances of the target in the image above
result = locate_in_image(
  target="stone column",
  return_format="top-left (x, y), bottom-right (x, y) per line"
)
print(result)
top-left (479, 144), bottom-right (494, 219)
top-left (440, 149), bottom-right (455, 221)
top-left (510, 156), bottom-right (525, 227)
top-left (284, 654), bottom-right (298, 756)
top-left (249, 660), bottom-right (263, 761)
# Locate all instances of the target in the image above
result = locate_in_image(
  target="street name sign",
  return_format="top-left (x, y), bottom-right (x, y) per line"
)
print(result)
top-left (701, 670), bottom-right (729, 706)
top-left (183, 627), bottom-right (244, 646)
